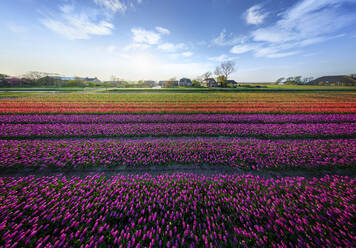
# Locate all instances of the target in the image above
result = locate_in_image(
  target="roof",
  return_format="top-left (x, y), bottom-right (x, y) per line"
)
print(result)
top-left (179, 78), bottom-right (192, 82)
top-left (203, 78), bottom-right (216, 82)
top-left (84, 77), bottom-right (100, 81)
top-left (47, 76), bottom-right (76, 81)
top-left (310, 76), bottom-right (356, 84)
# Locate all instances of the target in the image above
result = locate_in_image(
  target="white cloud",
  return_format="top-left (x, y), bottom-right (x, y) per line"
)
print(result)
top-left (231, 0), bottom-right (356, 58)
top-left (245, 4), bottom-right (268, 25)
top-left (41, 5), bottom-right (114, 40)
top-left (252, 0), bottom-right (355, 43)
top-left (257, 50), bottom-right (299, 58)
top-left (131, 28), bottom-right (163, 45)
top-left (298, 34), bottom-right (344, 46)
top-left (127, 27), bottom-right (173, 52)
top-left (124, 43), bottom-right (150, 51)
top-left (209, 54), bottom-right (238, 62)
top-left (155, 26), bottom-right (170, 35)
top-left (230, 44), bottom-right (257, 54)
top-left (158, 43), bottom-right (186, 52)
top-left (181, 51), bottom-right (193, 57)
top-left (211, 29), bottom-right (245, 46)
top-left (93, 0), bottom-right (127, 13)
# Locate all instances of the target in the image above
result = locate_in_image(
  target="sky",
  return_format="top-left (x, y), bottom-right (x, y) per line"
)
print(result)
top-left (1, 0), bottom-right (356, 82)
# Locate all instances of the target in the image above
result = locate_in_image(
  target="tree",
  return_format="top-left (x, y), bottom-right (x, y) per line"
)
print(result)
top-left (285, 77), bottom-right (295, 84)
top-left (275, 77), bottom-right (285, 84)
top-left (215, 61), bottom-right (235, 87)
top-left (103, 81), bottom-right (113, 90)
top-left (294, 76), bottom-right (302, 84)
top-left (0, 74), bottom-right (8, 79)
top-left (220, 61), bottom-right (235, 79)
top-left (110, 75), bottom-right (122, 82)
top-left (22, 71), bottom-right (55, 81)
top-left (37, 76), bottom-right (62, 87)
top-left (202, 72), bottom-right (212, 80)
top-left (214, 67), bottom-right (222, 76)
top-left (216, 75), bottom-right (227, 87)
top-left (302, 77), bottom-right (313, 84)
top-left (192, 80), bottom-right (201, 87)
top-left (65, 80), bottom-right (85, 87)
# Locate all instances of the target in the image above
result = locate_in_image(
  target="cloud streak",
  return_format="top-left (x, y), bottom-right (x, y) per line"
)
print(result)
top-left (230, 0), bottom-right (356, 58)
top-left (158, 43), bottom-right (186, 52)
top-left (211, 29), bottom-right (245, 46)
top-left (131, 28), bottom-right (163, 45)
top-left (245, 4), bottom-right (268, 25)
top-left (156, 26), bottom-right (170, 35)
top-left (93, 0), bottom-right (127, 13)
top-left (41, 4), bottom-right (114, 40)
top-left (209, 54), bottom-right (238, 62)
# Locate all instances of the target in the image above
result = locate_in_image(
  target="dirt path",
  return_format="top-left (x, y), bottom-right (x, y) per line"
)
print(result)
top-left (1, 165), bottom-right (355, 178)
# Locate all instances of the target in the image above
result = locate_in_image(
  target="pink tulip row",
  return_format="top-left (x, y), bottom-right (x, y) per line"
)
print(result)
top-left (0, 138), bottom-right (354, 169)
top-left (0, 174), bottom-right (354, 247)
top-left (0, 122), bottom-right (355, 139)
top-left (0, 114), bottom-right (355, 124)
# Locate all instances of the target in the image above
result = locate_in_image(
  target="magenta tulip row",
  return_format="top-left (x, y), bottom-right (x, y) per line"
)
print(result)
top-left (0, 122), bottom-right (355, 139)
top-left (0, 138), bottom-right (354, 169)
top-left (0, 114), bottom-right (355, 124)
top-left (0, 174), bottom-right (354, 248)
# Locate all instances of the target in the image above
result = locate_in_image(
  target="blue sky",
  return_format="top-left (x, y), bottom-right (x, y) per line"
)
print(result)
top-left (1, 0), bottom-right (356, 81)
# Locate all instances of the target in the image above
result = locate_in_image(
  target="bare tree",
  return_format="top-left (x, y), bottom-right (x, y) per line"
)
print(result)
top-left (214, 67), bottom-right (222, 77)
top-left (21, 71), bottom-right (56, 80)
top-left (215, 61), bottom-right (235, 87)
top-left (302, 77), bottom-right (314, 84)
top-left (219, 61), bottom-right (235, 80)
top-left (0, 73), bottom-right (8, 79)
top-left (275, 77), bottom-right (285, 85)
top-left (202, 71), bottom-right (212, 80)
top-left (110, 75), bottom-right (122, 82)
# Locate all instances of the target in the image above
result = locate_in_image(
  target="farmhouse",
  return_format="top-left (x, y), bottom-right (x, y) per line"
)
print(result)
top-left (1, 78), bottom-right (32, 87)
top-left (144, 80), bottom-right (156, 87)
top-left (159, 80), bottom-right (178, 88)
top-left (226, 80), bottom-right (238, 87)
top-left (48, 76), bottom-right (76, 81)
top-left (179, 78), bottom-right (192, 87)
top-left (84, 77), bottom-right (100, 83)
top-left (201, 78), bottom-right (218, 87)
top-left (309, 75), bottom-right (356, 86)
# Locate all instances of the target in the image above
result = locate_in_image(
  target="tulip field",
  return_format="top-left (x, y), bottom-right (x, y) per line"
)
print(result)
top-left (0, 91), bottom-right (355, 247)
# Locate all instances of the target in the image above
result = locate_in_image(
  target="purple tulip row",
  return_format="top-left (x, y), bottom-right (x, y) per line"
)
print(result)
top-left (1, 138), bottom-right (354, 169)
top-left (1, 122), bottom-right (355, 139)
top-left (1, 114), bottom-right (355, 124)
top-left (1, 174), bottom-right (354, 248)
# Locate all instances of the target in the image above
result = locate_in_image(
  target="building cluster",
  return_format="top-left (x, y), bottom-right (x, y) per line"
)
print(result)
top-left (0, 75), bottom-right (101, 87)
top-left (158, 78), bottom-right (193, 87)
top-left (157, 78), bottom-right (238, 88)
top-left (3, 72), bottom-right (355, 88)
top-left (309, 75), bottom-right (356, 86)
top-left (277, 75), bottom-right (356, 86)
top-left (0, 71), bottom-right (243, 88)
